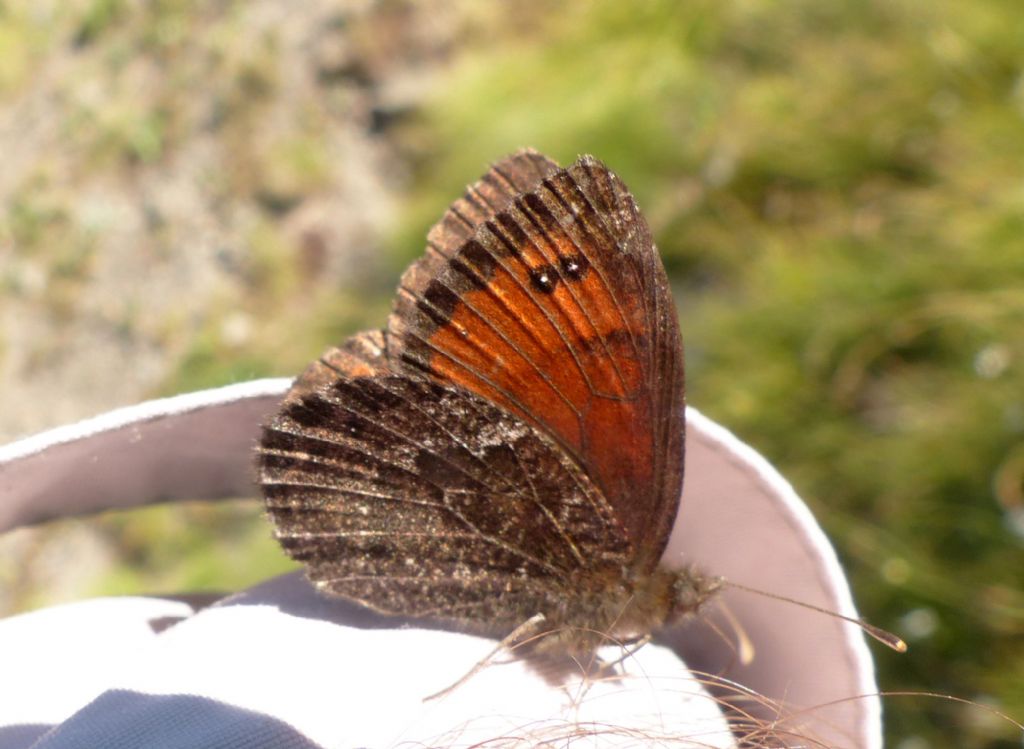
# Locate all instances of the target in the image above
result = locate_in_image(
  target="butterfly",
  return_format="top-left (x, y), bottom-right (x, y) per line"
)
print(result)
top-left (256, 149), bottom-right (721, 658)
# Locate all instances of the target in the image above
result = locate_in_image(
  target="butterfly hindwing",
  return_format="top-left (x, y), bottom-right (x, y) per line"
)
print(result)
top-left (281, 330), bottom-right (388, 405)
top-left (258, 373), bottom-right (633, 627)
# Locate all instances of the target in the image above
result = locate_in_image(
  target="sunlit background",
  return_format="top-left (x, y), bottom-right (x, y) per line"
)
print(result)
top-left (1, 2), bottom-right (1022, 746)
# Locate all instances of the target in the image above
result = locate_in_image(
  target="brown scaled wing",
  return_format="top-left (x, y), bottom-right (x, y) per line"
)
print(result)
top-left (259, 364), bottom-right (633, 627)
top-left (388, 150), bottom-right (685, 571)
top-left (257, 150), bottom-right (686, 623)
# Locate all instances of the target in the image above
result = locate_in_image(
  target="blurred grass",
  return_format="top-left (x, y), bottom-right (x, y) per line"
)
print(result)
top-left (5, 501), bottom-right (297, 611)
top-left (2, 1), bottom-right (1022, 746)
top-left (83, 501), bottom-right (297, 600)
top-left (396, 2), bottom-right (1024, 746)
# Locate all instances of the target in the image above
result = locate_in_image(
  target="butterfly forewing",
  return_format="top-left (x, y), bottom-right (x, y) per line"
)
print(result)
top-left (387, 153), bottom-right (685, 571)
top-left (427, 149), bottom-right (561, 258)
top-left (258, 373), bottom-right (633, 627)
top-left (395, 150), bottom-right (560, 302)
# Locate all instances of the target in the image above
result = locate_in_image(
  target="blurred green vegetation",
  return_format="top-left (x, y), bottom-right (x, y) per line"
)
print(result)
top-left (2, 1), bottom-right (1022, 746)
top-left (400, 3), bottom-right (1024, 746)
top-left (70, 501), bottom-right (294, 607)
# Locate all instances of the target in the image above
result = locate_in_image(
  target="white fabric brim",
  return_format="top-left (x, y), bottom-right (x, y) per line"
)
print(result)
top-left (0, 379), bottom-right (881, 748)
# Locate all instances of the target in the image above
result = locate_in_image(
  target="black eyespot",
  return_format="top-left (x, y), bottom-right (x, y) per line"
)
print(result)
top-left (559, 253), bottom-right (589, 281)
top-left (529, 264), bottom-right (559, 294)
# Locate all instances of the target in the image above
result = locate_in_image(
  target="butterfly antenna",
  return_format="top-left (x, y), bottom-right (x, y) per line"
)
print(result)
top-left (723, 580), bottom-right (907, 653)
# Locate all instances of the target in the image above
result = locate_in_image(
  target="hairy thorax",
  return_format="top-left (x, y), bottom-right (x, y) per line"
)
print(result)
top-left (534, 564), bottom-right (722, 658)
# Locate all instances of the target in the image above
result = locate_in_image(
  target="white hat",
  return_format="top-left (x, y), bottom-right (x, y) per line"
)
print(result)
top-left (0, 379), bottom-right (881, 748)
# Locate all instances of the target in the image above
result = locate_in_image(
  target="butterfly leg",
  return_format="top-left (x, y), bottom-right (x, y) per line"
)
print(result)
top-left (561, 633), bottom-right (654, 701)
top-left (600, 633), bottom-right (653, 673)
top-left (422, 612), bottom-right (549, 702)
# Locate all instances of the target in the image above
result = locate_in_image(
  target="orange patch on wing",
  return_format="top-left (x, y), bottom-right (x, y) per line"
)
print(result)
top-left (387, 154), bottom-right (684, 564)
top-left (420, 227), bottom-right (656, 532)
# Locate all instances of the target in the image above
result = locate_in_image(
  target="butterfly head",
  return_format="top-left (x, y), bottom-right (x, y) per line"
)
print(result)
top-left (668, 566), bottom-right (724, 622)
